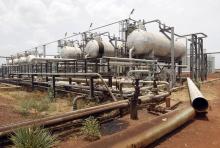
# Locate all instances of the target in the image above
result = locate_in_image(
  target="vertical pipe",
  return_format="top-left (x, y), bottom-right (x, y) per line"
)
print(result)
top-left (52, 76), bottom-right (56, 98)
top-left (43, 45), bottom-right (46, 58)
top-left (199, 38), bottom-right (204, 81)
top-left (108, 76), bottom-right (112, 87)
top-left (89, 77), bottom-right (94, 99)
top-left (63, 62), bottom-right (66, 73)
top-left (204, 54), bottom-right (208, 80)
top-left (69, 77), bottom-right (72, 85)
top-left (1, 64), bottom-right (4, 78)
top-left (45, 63), bottom-right (48, 82)
top-left (170, 27), bottom-right (175, 88)
top-left (130, 79), bottom-right (139, 120)
top-left (129, 47), bottom-right (135, 71)
top-left (31, 75), bottom-right (34, 91)
top-left (84, 59), bottom-right (87, 73)
top-left (194, 35), bottom-right (198, 81)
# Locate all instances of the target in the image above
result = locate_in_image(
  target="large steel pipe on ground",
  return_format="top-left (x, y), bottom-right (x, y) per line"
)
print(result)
top-left (187, 78), bottom-right (208, 113)
top-left (0, 91), bottom-right (171, 134)
top-left (0, 100), bottom-right (128, 133)
top-left (84, 104), bottom-right (195, 148)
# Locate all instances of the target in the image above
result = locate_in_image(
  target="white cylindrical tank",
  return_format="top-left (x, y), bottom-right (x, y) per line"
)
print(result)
top-left (85, 40), bottom-right (115, 58)
top-left (18, 57), bottom-right (27, 64)
top-left (7, 59), bottom-right (13, 65)
top-left (27, 55), bottom-right (37, 63)
top-left (13, 58), bottom-right (19, 64)
top-left (127, 29), bottom-right (186, 59)
top-left (60, 46), bottom-right (82, 59)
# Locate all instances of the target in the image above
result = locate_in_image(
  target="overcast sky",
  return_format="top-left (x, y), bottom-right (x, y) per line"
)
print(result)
top-left (0, 0), bottom-right (220, 68)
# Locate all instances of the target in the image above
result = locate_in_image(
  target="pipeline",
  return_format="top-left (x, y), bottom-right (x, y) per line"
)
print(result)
top-left (83, 104), bottom-right (195, 148)
top-left (0, 91), bottom-right (170, 134)
top-left (10, 72), bottom-right (117, 101)
top-left (139, 91), bottom-right (170, 103)
top-left (187, 77), bottom-right (209, 113)
top-left (72, 95), bottom-right (86, 110)
top-left (0, 100), bottom-right (128, 134)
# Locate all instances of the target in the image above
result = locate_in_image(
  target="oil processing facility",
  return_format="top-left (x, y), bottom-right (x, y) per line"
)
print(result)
top-left (0, 16), bottom-right (213, 147)
top-left (0, 17), bottom-right (211, 91)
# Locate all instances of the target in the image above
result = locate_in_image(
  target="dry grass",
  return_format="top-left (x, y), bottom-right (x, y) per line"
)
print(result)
top-left (0, 90), bottom-right (74, 118)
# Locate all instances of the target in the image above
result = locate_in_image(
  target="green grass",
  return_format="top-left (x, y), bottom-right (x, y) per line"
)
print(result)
top-left (81, 116), bottom-right (101, 141)
top-left (10, 127), bottom-right (56, 148)
top-left (18, 97), bottom-right (51, 117)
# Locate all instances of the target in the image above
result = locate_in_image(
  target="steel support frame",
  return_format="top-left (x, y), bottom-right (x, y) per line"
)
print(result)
top-left (190, 34), bottom-right (207, 82)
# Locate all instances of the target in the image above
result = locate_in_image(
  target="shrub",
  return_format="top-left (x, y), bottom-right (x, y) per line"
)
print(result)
top-left (81, 116), bottom-right (101, 141)
top-left (47, 87), bottom-right (54, 102)
top-left (18, 99), bottom-right (36, 116)
top-left (18, 97), bottom-right (50, 116)
top-left (10, 127), bottom-right (56, 148)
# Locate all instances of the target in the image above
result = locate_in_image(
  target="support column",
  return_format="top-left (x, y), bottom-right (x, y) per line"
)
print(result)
top-left (130, 79), bottom-right (139, 120)
top-left (31, 75), bottom-right (34, 91)
top-left (89, 77), bottom-right (94, 99)
top-left (170, 27), bottom-right (175, 88)
top-left (52, 76), bottom-right (56, 98)
top-left (43, 45), bottom-right (46, 58)
top-left (69, 77), bottom-right (72, 85)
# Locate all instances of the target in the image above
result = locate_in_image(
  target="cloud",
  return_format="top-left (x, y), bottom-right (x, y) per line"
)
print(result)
top-left (0, 0), bottom-right (220, 67)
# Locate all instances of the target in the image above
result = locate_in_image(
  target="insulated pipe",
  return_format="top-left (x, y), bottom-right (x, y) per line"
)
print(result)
top-left (187, 77), bottom-right (208, 113)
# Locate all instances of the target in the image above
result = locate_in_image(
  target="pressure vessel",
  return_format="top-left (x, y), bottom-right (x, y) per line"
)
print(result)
top-left (127, 29), bottom-right (186, 59)
top-left (7, 59), bottom-right (13, 65)
top-left (18, 57), bottom-right (27, 64)
top-left (85, 40), bottom-right (115, 58)
top-left (13, 58), bottom-right (19, 64)
top-left (60, 46), bottom-right (82, 59)
top-left (27, 55), bottom-right (37, 63)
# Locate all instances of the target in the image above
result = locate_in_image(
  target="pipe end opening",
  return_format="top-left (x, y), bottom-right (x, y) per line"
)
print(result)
top-left (192, 97), bottom-right (208, 112)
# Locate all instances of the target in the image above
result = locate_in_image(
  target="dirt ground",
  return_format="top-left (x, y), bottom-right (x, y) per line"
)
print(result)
top-left (1, 72), bottom-right (220, 148)
top-left (0, 93), bottom-right (27, 125)
top-left (60, 73), bottom-right (220, 148)
top-left (152, 100), bottom-right (220, 148)
top-left (152, 74), bottom-right (220, 148)
top-left (0, 89), bottom-right (73, 125)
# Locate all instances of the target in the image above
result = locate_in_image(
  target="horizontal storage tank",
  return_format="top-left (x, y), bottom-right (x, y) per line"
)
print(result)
top-left (85, 40), bottom-right (115, 58)
top-left (13, 58), bottom-right (19, 64)
top-left (27, 55), bottom-right (37, 63)
top-left (18, 56), bottom-right (27, 64)
top-left (127, 29), bottom-right (186, 59)
top-left (60, 46), bottom-right (82, 59)
top-left (7, 59), bottom-right (12, 65)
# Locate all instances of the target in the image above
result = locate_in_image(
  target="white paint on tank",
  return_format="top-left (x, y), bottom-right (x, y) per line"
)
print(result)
top-left (13, 58), bottom-right (19, 64)
top-left (27, 55), bottom-right (37, 63)
top-left (85, 40), bottom-right (115, 58)
top-left (127, 29), bottom-right (186, 59)
top-left (60, 46), bottom-right (82, 59)
top-left (7, 60), bottom-right (12, 65)
top-left (18, 57), bottom-right (27, 64)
